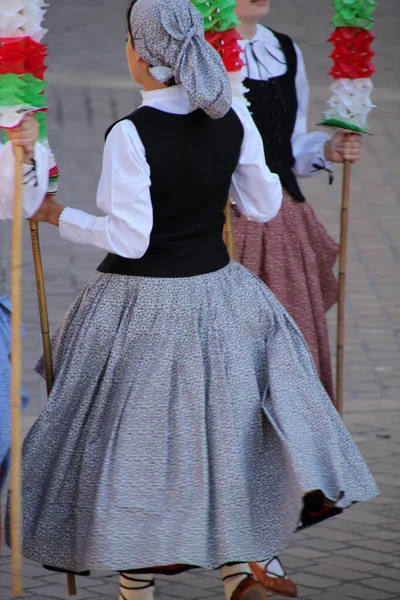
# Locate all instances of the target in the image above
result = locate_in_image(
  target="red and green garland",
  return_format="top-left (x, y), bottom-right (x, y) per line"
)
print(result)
top-left (322, 0), bottom-right (377, 134)
top-left (0, 0), bottom-right (58, 194)
top-left (191, 0), bottom-right (246, 100)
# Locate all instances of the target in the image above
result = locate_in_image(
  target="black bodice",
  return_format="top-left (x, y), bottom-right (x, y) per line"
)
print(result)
top-left (98, 106), bottom-right (244, 278)
top-left (244, 29), bottom-right (306, 202)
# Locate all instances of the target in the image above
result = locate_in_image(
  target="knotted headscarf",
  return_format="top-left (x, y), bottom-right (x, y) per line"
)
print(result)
top-left (129, 0), bottom-right (232, 119)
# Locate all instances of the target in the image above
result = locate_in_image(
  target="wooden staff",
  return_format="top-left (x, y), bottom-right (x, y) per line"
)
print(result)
top-left (29, 222), bottom-right (53, 395)
top-left (10, 145), bottom-right (24, 597)
top-left (29, 221), bottom-right (77, 596)
top-left (223, 199), bottom-right (236, 260)
top-left (336, 160), bottom-right (351, 415)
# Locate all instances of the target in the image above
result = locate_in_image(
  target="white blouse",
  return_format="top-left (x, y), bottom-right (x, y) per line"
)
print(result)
top-left (0, 141), bottom-right (50, 218)
top-left (241, 24), bottom-right (332, 177)
top-left (0, 85), bottom-right (282, 260)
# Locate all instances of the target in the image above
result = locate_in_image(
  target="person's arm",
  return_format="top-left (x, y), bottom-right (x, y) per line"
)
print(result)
top-left (33, 120), bottom-right (153, 259)
top-left (229, 98), bottom-right (282, 222)
top-left (0, 115), bottom-right (50, 219)
top-left (292, 45), bottom-right (362, 175)
top-left (291, 45), bottom-right (333, 178)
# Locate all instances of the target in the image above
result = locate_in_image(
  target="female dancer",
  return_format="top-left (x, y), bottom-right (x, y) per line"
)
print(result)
top-left (233, 0), bottom-right (362, 402)
top-left (3, 2), bottom-right (378, 600)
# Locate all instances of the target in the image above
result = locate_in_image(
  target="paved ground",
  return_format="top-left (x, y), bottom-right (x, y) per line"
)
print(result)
top-left (1, 1), bottom-right (400, 599)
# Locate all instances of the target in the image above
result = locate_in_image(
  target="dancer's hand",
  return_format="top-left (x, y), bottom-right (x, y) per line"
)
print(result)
top-left (6, 115), bottom-right (39, 164)
top-left (324, 131), bottom-right (362, 164)
top-left (30, 194), bottom-right (65, 226)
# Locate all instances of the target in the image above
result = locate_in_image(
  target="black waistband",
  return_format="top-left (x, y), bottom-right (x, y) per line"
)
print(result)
top-left (97, 241), bottom-right (230, 278)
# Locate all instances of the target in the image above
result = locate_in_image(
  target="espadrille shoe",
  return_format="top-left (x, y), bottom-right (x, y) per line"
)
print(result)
top-left (231, 576), bottom-right (266, 600)
top-left (249, 561), bottom-right (298, 598)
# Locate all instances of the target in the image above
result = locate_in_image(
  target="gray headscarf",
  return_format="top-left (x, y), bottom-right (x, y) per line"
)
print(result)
top-left (129, 0), bottom-right (232, 119)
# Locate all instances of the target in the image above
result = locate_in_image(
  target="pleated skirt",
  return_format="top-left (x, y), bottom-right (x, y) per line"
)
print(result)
top-left (6, 261), bottom-right (378, 572)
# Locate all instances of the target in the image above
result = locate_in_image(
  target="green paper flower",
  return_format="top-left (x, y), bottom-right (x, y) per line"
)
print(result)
top-left (332, 0), bottom-right (377, 30)
top-left (320, 117), bottom-right (369, 134)
top-left (0, 73), bottom-right (47, 108)
top-left (191, 0), bottom-right (239, 32)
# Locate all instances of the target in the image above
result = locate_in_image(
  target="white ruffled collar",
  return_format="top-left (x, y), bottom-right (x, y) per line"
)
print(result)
top-left (140, 85), bottom-right (194, 115)
top-left (252, 24), bottom-right (280, 47)
top-left (240, 24), bottom-right (287, 79)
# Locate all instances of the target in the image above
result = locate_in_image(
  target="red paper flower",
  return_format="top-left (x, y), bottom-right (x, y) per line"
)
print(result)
top-left (0, 37), bottom-right (48, 80)
top-left (205, 29), bottom-right (244, 72)
top-left (328, 27), bottom-right (375, 79)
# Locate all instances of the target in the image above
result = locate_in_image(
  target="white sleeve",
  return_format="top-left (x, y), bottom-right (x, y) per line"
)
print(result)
top-left (229, 98), bottom-right (282, 222)
top-left (0, 141), bottom-right (50, 220)
top-left (59, 120), bottom-right (153, 259)
top-left (291, 44), bottom-right (332, 178)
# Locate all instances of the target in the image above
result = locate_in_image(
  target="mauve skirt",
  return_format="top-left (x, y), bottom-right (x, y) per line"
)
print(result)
top-left (232, 189), bottom-right (339, 401)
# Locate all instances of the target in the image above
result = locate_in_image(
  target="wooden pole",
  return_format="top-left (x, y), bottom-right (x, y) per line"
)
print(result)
top-left (336, 160), bottom-right (351, 416)
top-left (29, 221), bottom-right (77, 596)
top-left (223, 199), bottom-right (236, 261)
top-left (10, 145), bottom-right (24, 597)
top-left (29, 222), bottom-right (53, 394)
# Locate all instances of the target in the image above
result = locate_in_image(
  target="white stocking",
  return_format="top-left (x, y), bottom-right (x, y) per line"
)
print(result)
top-left (119, 573), bottom-right (155, 600)
top-left (220, 563), bottom-right (252, 600)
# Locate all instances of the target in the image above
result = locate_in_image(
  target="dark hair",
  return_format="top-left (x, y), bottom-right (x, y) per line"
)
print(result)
top-left (126, 0), bottom-right (137, 42)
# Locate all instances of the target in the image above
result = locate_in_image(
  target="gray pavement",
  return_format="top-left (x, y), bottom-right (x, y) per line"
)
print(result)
top-left (1, 1), bottom-right (400, 599)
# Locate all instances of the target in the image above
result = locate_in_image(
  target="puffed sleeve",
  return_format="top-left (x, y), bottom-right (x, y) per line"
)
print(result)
top-left (0, 141), bottom-right (50, 220)
top-left (59, 120), bottom-right (153, 258)
top-left (229, 98), bottom-right (282, 222)
top-left (291, 44), bottom-right (332, 178)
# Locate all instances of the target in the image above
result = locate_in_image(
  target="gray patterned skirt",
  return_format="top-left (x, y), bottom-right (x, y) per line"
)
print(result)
top-left (7, 261), bottom-right (379, 572)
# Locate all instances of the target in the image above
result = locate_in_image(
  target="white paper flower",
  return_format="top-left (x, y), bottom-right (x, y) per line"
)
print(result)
top-left (324, 78), bottom-right (375, 128)
top-left (0, 105), bottom-right (41, 129)
top-left (228, 68), bottom-right (250, 106)
top-left (0, 0), bottom-right (47, 38)
top-left (0, 0), bottom-right (25, 16)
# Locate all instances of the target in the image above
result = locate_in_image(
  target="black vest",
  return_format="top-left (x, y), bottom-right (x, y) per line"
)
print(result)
top-left (97, 106), bottom-right (244, 278)
top-left (244, 29), bottom-right (306, 202)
